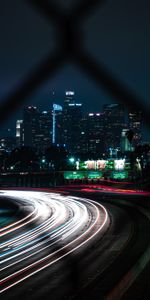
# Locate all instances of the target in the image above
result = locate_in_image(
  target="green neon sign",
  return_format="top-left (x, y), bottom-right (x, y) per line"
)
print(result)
top-left (110, 171), bottom-right (128, 180)
top-left (87, 171), bottom-right (103, 179)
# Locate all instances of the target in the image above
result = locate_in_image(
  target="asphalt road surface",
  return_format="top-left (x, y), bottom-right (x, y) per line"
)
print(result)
top-left (1, 187), bottom-right (150, 300)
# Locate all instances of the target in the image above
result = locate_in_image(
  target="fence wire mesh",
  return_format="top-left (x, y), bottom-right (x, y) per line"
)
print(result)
top-left (0, 0), bottom-right (150, 126)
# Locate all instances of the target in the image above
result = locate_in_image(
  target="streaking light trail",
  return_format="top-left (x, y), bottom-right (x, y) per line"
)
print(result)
top-left (58, 184), bottom-right (150, 196)
top-left (0, 190), bottom-right (109, 293)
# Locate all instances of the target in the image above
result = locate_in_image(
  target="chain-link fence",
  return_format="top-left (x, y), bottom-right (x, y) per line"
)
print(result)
top-left (0, 3), bottom-right (150, 298)
top-left (0, 0), bottom-right (150, 126)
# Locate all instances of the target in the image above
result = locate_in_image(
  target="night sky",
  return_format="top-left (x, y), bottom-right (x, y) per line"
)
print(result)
top-left (0, 0), bottom-right (150, 140)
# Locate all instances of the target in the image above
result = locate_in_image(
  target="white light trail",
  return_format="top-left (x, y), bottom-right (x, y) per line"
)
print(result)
top-left (0, 190), bottom-right (109, 293)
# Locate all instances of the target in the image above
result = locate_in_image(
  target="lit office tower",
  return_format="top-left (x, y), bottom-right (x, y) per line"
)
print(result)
top-left (86, 112), bottom-right (105, 155)
top-left (37, 111), bottom-right (52, 152)
top-left (52, 104), bottom-right (63, 145)
top-left (22, 106), bottom-right (39, 148)
top-left (0, 137), bottom-right (16, 152)
top-left (63, 91), bottom-right (82, 153)
top-left (103, 104), bottom-right (125, 152)
top-left (128, 110), bottom-right (143, 147)
top-left (16, 120), bottom-right (23, 147)
top-left (120, 129), bottom-right (132, 152)
top-left (78, 116), bottom-right (89, 154)
top-left (21, 106), bottom-right (52, 152)
top-left (64, 91), bottom-right (75, 106)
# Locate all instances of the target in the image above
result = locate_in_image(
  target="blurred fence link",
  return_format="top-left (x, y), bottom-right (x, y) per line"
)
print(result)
top-left (0, 0), bottom-right (149, 126)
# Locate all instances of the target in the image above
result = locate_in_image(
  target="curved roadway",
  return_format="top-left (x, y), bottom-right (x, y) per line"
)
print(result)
top-left (1, 188), bottom-right (150, 300)
top-left (0, 190), bottom-right (109, 294)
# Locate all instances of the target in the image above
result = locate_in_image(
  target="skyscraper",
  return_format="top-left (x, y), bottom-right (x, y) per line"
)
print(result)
top-left (103, 104), bottom-right (125, 152)
top-left (16, 120), bottom-right (23, 147)
top-left (22, 106), bottom-right (39, 148)
top-left (37, 110), bottom-right (52, 152)
top-left (128, 110), bottom-right (143, 147)
top-left (62, 91), bottom-right (83, 153)
top-left (64, 91), bottom-right (75, 107)
top-left (120, 128), bottom-right (132, 152)
top-left (85, 112), bottom-right (105, 155)
top-left (52, 104), bottom-right (63, 145)
top-left (21, 106), bottom-right (52, 152)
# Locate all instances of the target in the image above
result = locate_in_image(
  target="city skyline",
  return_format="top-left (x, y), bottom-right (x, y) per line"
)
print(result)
top-left (0, 90), bottom-right (149, 144)
top-left (0, 1), bottom-right (150, 142)
top-left (0, 3), bottom-right (150, 300)
top-left (0, 92), bottom-right (146, 158)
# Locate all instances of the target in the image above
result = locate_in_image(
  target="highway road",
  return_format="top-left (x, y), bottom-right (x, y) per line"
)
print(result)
top-left (1, 187), bottom-right (150, 300)
top-left (0, 191), bottom-right (109, 294)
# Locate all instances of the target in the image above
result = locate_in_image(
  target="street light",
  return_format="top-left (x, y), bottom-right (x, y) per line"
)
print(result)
top-left (69, 157), bottom-right (75, 164)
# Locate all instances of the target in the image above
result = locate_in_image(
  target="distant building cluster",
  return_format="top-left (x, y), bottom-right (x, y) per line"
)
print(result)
top-left (0, 91), bottom-right (144, 155)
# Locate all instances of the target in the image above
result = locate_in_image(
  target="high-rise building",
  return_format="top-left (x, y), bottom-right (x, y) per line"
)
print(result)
top-left (64, 91), bottom-right (75, 107)
top-left (21, 106), bottom-right (52, 152)
top-left (36, 110), bottom-right (52, 152)
top-left (52, 104), bottom-right (63, 145)
top-left (21, 106), bottom-right (39, 147)
top-left (120, 129), bottom-right (132, 152)
top-left (85, 112), bottom-right (105, 155)
top-left (0, 137), bottom-right (16, 152)
top-left (103, 104), bottom-right (125, 152)
top-left (128, 110), bottom-right (143, 147)
top-left (78, 116), bottom-right (88, 154)
top-left (62, 91), bottom-right (82, 153)
top-left (16, 120), bottom-right (23, 147)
